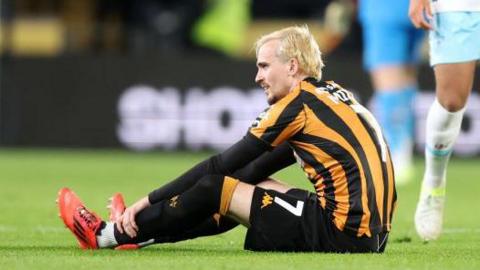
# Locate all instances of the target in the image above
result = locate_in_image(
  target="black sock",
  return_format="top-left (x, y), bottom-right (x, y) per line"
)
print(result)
top-left (115, 174), bottom-right (234, 245)
top-left (151, 215), bottom-right (239, 244)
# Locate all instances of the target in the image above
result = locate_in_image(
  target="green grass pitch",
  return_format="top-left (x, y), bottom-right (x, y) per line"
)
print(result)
top-left (0, 148), bottom-right (479, 270)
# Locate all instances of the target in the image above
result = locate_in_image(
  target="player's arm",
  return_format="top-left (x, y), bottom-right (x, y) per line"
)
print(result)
top-left (118, 141), bottom-right (296, 239)
top-left (147, 133), bottom-right (271, 204)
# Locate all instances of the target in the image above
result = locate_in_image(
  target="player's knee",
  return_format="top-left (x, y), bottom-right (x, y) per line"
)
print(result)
top-left (196, 174), bottom-right (225, 193)
top-left (436, 80), bottom-right (470, 112)
top-left (437, 96), bottom-right (466, 112)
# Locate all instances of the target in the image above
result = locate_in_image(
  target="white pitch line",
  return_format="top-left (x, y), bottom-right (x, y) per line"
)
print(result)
top-left (443, 228), bottom-right (480, 234)
top-left (0, 225), bottom-right (67, 233)
top-left (0, 225), bottom-right (16, 232)
top-left (33, 226), bottom-right (66, 233)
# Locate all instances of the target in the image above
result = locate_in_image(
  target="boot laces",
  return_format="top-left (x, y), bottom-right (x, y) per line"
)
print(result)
top-left (77, 207), bottom-right (98, 229)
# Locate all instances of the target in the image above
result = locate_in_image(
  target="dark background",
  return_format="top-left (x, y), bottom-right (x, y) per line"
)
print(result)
top-left (0, 0), bottom-right (478, 154)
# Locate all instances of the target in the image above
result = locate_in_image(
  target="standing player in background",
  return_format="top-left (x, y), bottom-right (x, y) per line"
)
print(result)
top-left (57, 26), bottom-right (396, 253)
top-left (358, 0), bottom-right (425, 184)
top-left (409, 0), bottom-right (480, 241)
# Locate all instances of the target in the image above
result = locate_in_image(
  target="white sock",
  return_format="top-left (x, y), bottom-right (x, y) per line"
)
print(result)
top-left (96, 222), bottom-right (118, 248)
top-left (423, 99), bottom-right (465, 192)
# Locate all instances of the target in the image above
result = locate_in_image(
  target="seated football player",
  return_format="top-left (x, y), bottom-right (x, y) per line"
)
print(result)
top-left (58, 25), bottom-right (396, 253)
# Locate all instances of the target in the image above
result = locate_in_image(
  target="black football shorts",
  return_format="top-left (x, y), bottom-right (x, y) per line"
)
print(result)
top-left (244, 187), bottom-right (388, 253)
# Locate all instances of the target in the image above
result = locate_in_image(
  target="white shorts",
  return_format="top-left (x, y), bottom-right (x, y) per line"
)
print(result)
top-left (430, 12), bottom-right (480, 66)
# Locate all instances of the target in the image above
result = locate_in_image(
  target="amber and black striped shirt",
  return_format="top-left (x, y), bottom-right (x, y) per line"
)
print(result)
top-left (249, 78), bottom-right (397, 237)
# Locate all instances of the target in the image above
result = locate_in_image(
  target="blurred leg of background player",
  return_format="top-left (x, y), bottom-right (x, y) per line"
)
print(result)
top-left (359, 0), bottom-right (425, 185)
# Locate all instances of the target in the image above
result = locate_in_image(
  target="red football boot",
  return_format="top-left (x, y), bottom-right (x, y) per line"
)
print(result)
top-left (57, 187), bottom-right (102, 249)
top-left (107, 193), bottom-right (126, 222)
top-left (107, 192), bottom-right (142, 250)
top-left (115, 243), bottom-right (142, 250)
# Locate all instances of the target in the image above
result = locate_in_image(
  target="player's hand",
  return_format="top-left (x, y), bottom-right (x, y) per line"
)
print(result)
top-left (409, 0), bottom-right (433, 30)
top-left (115, 196), bottom-right (150, 238)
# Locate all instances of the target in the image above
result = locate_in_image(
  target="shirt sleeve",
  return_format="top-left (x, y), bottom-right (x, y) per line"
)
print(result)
top-left (231, 142), bottom-right (296, 184)
top-left (249, 90), bottom-right (305, 147)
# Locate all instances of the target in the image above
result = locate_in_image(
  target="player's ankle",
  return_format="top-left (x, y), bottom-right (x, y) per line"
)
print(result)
top-left (96, 222), bottom-right (118, 248)
top-left (420, 184), bottom-right (446, 199)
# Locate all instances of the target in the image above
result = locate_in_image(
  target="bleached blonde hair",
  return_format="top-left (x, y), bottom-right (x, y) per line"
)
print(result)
top-left (255, 25), bottom-right (325, 80)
